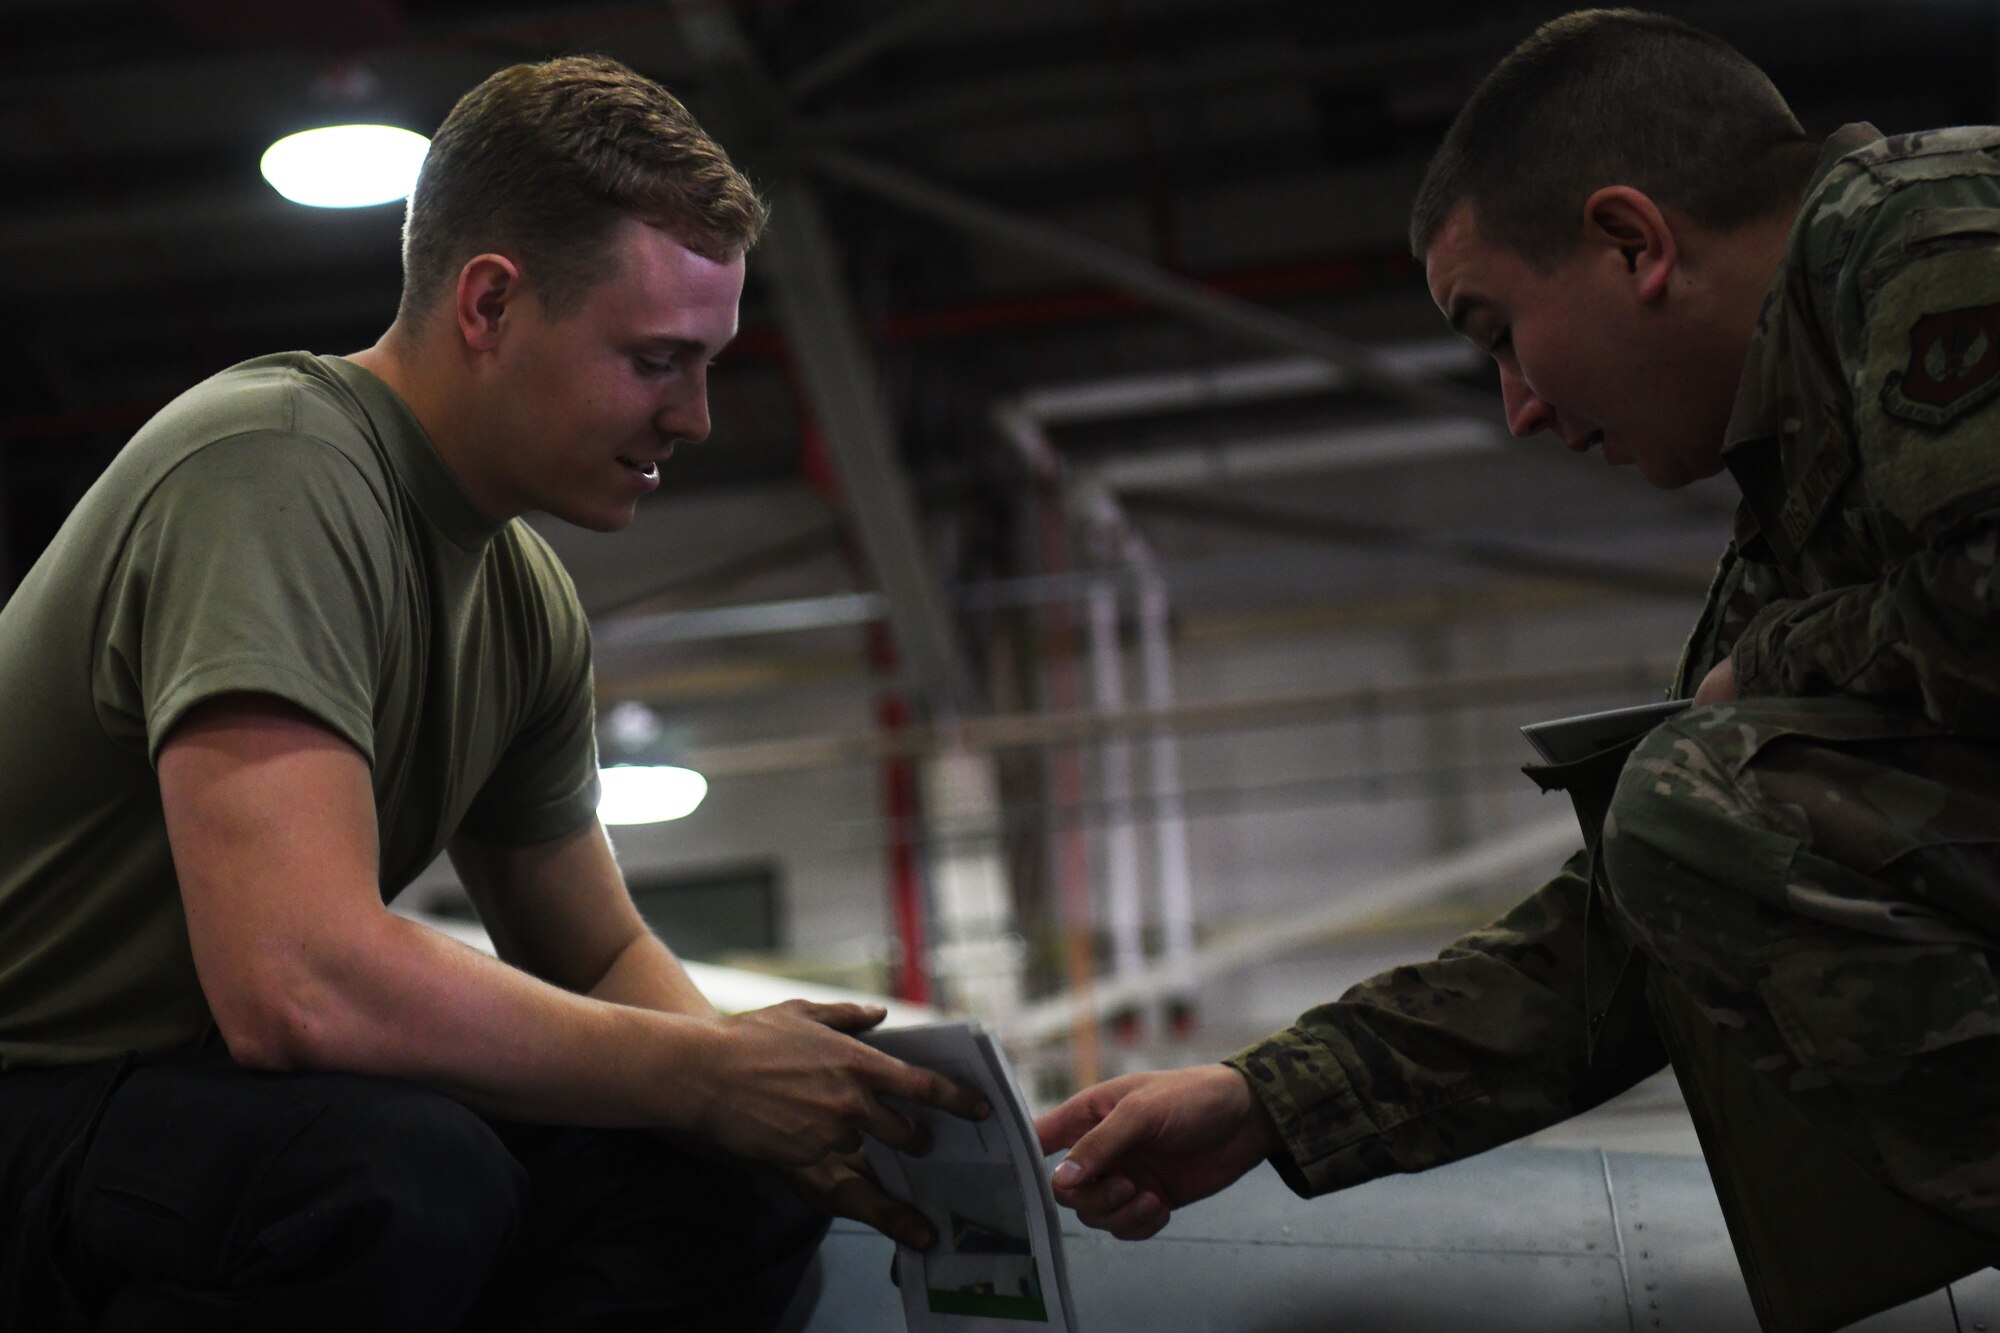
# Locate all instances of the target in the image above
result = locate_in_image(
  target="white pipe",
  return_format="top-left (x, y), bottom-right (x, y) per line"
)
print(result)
top-left (992, 401), bottom-right (1062, 480)
top-left (1139, 572), bottom-right (1196, 1015)
top-left (1088, 578), bottom-right (1146, 1009)
top-left (1015, 340), bottom-right (1480, 426)
top-left (1006, 361), bottom-right (1491, 1044)
top-left (998, 815), bottom-right (1581, 1049)
top-left (921, 746), bottom-right (1027, 1024)
top-left (1090, 418), bottom-right (1498, 492)
top-left (993, 326), bottom-right (1510, 1061)
top-left (997, 404), bottom-right (1166, 1042)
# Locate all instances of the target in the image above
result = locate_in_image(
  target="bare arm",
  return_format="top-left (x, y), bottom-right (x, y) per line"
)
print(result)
top-left (160, 693), bottom-right (985, 1163)
top-left (449, 790), bottom-right (966, 1250)
top-left (448, 821), bottom-right (713, 1017)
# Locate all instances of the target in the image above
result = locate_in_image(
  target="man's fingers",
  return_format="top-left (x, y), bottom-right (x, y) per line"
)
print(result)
top-left (824, 1171), bottom-right (937, 1250)
top-left (860, 1097), bottom-right (930, 1156)
top-left (1049, 1099), bottom-right (1153, 1190)
top-left (880, 1059), bottom-right (990, 1121)
top-left (1037, 1073), bottom-right (1157, 1156)
top-left (1058, 1172), bottom-right (1135, 1216)
top-left (795, 1000), bottom-right (888, 1033)
top-left (1035, 1093), bottom-right (1102, 1156)
top-left (864, 1197), bottom-right (937, 1250)
top-left (1111, 1192), bottom-right (1172, 1241)
top-left (1079, 1189), bottom-right (1171, 1241)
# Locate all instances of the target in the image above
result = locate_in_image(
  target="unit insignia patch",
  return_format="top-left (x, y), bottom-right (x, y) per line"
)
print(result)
top-left (1881, 303), bottom-right (2000, 428)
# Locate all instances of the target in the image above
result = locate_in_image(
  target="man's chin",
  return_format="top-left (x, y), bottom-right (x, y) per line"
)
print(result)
top-left (1639, 453), bottom-right (1727, 491)
top-left (1626, 441), bottom-right (1725, 491)
top-left (550, 501), bottom-right (640, 534)
top-left (1635, 461), bottom-right (1692, 490)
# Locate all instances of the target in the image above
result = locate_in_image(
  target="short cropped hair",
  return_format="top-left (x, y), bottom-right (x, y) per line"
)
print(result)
top-left (399, 55), bottom-right (768, 326)
top-left (1409, 9), bottom-right (1817, 268)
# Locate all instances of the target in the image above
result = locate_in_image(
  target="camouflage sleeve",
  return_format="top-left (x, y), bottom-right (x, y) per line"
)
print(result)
top-left (1673, 540), bottom-right (1796, 696)
top-left (1729, 529), bottom-right (2000, 727)
top-left (1733, 175), bottom-right (2000, 731)
top-left (1223, 850), bottom-right (1668, 1198)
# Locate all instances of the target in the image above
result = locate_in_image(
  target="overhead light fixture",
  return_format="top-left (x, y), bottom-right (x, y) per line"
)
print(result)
top-left (259, 124), bottom-right (429, 209)
top-left (598, 764), bottom-right (708, 825)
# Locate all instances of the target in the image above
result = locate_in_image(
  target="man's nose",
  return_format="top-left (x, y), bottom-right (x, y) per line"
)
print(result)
top-left (661, 383), bottom-right (711, 445)
top-left (1499, 365), bottom-right (1554, 439)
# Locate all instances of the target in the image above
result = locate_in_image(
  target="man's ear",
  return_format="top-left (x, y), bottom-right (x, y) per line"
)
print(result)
top-left (1581, 186), bottom-right (1678, 304)
top-left (454, 254), bottom-right (524, 353)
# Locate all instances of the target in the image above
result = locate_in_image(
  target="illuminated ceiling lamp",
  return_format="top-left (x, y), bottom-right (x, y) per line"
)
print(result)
top-left (598, 765), bottom-right (709, 826)
top-left (260, 60), bottom-right (428, 209)
top-left (597, 704), bottom-right (708, 825)
top-left (261, 124), bottom-right (429, 208)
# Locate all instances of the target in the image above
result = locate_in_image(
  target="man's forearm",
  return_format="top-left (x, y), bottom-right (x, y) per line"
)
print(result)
top-left (251, 907), bottom-right (720, 1129)
top-left (1229, 851), bottom-right (1668, 1197)
top-left (588, 930), bottom-right (717, 1017)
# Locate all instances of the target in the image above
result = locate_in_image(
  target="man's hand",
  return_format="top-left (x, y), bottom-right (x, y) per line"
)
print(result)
top-left (786, 1150), bottom-right (938, 1251)
top-left (1694, 655), bottom-right (1739, 706)
top-left (686, 999), bottom-right (989, 1168)
top-left (1035, 1065), bottom-right (1278, 1241)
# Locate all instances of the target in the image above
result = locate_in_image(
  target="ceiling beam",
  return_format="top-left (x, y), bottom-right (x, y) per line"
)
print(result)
top-left (806, 30), bottom-right (1474, 143)
top-left (661, 0), bottom-right (966, 713)
top-left (784, 0), bottom-right (961, 105)
top-left (808, 145), bottom-right (1501, 424)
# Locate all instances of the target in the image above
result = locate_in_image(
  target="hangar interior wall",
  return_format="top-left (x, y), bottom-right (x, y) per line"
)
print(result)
top-left (405, 587), bottom-right (1703, 1085)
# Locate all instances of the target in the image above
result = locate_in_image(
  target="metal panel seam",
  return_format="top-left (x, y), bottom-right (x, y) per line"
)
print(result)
top-left (1600, 1148), bottom-right (1638, 1333)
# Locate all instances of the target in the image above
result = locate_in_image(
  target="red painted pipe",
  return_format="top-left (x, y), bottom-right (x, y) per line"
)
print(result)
top-left (784, 357), bottom-right (932, 1005)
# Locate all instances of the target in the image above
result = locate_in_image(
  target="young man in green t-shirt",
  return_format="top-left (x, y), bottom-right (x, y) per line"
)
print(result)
top-left (0, 55), bottom-right (983, 1330)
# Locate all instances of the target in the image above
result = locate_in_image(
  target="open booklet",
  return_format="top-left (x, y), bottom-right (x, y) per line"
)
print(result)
top-left (857, 1021), bottom-right (1080, 1333)
top-left (1518, 698), bottom-right (1689, 765)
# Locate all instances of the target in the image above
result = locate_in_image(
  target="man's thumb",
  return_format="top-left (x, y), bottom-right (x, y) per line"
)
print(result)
top-left (1050, 1108), bottom-right (1143, 1190)
top-left (1050, 1150), bottom-right (1093, 1189)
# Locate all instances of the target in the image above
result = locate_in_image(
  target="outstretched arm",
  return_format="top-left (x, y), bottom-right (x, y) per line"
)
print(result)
top-left (162, 693), bottom-right (987, 1171)
top-left (447, 808), bottom-right (949, 1247)
top-left (1038, 850), bottom-right (1668, 1237)
top-left (1035, 1064), bottom-right (1278, 1240)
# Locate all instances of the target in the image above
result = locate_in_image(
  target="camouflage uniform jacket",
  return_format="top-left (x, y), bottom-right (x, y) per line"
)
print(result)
top-left (1226, 123), bottom-right (2000, 1198)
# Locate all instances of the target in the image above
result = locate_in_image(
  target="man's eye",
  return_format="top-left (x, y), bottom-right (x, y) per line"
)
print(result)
top-left (633, 355), bottom-right (676, 376)
top-left (1488, 330), bottom-right (1513, 355)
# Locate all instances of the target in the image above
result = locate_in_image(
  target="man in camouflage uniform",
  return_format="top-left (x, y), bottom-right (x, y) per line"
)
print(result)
top-left (1038, 9), bottom-right (2000, 1326)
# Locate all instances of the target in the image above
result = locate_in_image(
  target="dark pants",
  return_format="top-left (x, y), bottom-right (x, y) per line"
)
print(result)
top-left (1600, 697), bottom-right (2000, 1329)
top-left (0, 1048), bottom-right (827, 1332)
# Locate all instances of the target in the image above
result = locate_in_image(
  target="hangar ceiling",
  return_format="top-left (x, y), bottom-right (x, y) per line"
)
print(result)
top-left (3, 0), bottom-right (1994, 711)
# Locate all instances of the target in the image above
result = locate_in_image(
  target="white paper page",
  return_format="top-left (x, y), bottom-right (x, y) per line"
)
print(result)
top-left (860, 1022), bottom-right (1078, 1333)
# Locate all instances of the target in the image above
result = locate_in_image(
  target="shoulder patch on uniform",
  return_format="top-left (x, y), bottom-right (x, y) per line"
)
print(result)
top-left (1880, 303), bottom-right (2000, 428)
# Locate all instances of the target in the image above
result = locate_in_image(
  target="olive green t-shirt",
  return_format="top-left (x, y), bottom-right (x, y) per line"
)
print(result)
top-left (0, 352), bottom-right (601, 1067)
